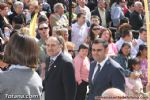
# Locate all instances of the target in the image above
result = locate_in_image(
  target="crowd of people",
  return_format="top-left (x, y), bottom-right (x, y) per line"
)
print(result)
top-left (0, 0), bottom-right (149, 100)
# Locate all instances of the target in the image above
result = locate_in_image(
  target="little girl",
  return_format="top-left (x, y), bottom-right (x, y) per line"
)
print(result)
top-left (125, 58), bottom-right (144, 98)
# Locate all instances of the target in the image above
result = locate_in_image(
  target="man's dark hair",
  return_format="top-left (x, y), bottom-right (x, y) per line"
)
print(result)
top-left (139, 27), bottom-right (147, 33)
top-left (121, 29), bottom-right (132, 38)
top-left (12, 14), bottom-right (26, 25)
top-left (77, 13), bottom-right (85, 19)
top-left (92, 38), bottom-right (108, 48)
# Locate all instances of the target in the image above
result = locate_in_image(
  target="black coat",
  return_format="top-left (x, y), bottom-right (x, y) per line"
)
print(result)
top-left (44, 53), bottom-right (77, 100)
top-left (87, 58), bottom-right (125, 100)
top-left (0, 15), bottom-right (9, 31)
top-left (91, 8), bottom-right (111, 27)
top-left (8, 12), bottom-right (26, 25)
top-left (129, 11), bottom-right (144, 30)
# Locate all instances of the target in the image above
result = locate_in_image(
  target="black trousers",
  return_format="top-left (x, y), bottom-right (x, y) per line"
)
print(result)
top-left (75, 80), bottom-right (88, 100)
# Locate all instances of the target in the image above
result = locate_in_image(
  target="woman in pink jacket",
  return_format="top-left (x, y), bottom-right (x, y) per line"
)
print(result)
top-left (74, 43), bottom-right (90, 100)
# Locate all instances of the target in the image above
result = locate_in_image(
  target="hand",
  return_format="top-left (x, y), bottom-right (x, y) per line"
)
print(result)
top-left (4, 27), bottom-right (11, 33)
top-left (67, 26), bottom-right (72, 31)
top-left (132, 39), bottom-right (137, 47)
top-left (0, 60), bottom-right (8, 69)
top-left (132, 86), bottom-right (139, 94)
top-left (146, 83), bottom-right (150, 92)
top-left (130, 72), bottom-right (140, 79)
top-left (3, 36), bottom-right (9, 43)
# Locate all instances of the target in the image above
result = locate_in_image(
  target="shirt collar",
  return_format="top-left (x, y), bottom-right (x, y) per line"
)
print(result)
top-left (139, 38), bottom-right (146, 44)
top-left (50, 51), bottom-right (62, 61)
top-left (98, 7), bottom-right (105, 12)
top-left (9, 64), bottom-right (31, 70)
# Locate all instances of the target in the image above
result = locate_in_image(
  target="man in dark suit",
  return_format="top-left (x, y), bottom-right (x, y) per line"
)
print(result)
top-left (91, 0), bottom-right (111, 27)
top-left (87, 38), bottom-right (125, 100)
top-left (8, 1), bottom-right (26, 25)
top-left (43, 36), bottom-right (76, 100)
top-left (129, 1), bottom-right (144, 30)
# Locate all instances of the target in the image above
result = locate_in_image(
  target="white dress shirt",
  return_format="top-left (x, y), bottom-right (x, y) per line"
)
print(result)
top-left (92, 56), bottom-right (109, 82)
top-left (115, 38), bottom-right (137, 58)
top-left (134, 38), bottom-right (147, 52)
top-left (98, 8), bottom-right (107, 27)
top-left (71, 22), bottom-right (89, 49)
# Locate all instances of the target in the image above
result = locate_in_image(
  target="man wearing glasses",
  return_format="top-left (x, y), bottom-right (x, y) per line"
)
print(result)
top-left (87, 38), bottom-right (125, 100)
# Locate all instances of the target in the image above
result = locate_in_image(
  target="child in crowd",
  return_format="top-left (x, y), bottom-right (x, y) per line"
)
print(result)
top-left (74, 43), bottom-right (90, 100)
top-left (125, 58), bottom-right (144, 98)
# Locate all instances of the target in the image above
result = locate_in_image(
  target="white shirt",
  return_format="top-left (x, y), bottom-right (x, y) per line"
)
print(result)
top-left (115, 38), bottom-right (137, 58)
top-left (9, 64), bottom-right (31, 70)
top-left (134, 38), bottom-right (147, 52)
top-left (71, 22), bottom-right (89, 49)
top-left (98, 8), bottom-right (107, 27)
top-left (92, 56), bottom-right (109, 82)
top-left (50, 51), bottom-right (62, 61)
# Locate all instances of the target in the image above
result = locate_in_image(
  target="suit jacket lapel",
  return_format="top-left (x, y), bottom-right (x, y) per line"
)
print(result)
top-left (92, 59), bottom-right (110, 85)
top-left (96, 8), bottom-right (101, 19)
top-left (89, 61), bottom-right (97, 84)
top-left (45, 53), bottom-right (63, 81)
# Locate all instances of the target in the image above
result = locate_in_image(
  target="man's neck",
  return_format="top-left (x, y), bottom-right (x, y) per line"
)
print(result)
top-left (77, 22), bottom-right (84, 27)
top-left (140, 38), bottom-right (146, 43)
top-left (79, 4), bottom-right (85, 8)
top-left (56, 13), bottom-right (62, 17)
top-left (97, 56), bottom-right (107, 63)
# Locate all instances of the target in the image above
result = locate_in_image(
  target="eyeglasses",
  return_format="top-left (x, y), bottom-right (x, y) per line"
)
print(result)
top-left (39, 27), bottom-right (48, 30)
top-left (68, 50), bottom-right (74, 52)
top-left (93, 28), bottom-right (100, 30)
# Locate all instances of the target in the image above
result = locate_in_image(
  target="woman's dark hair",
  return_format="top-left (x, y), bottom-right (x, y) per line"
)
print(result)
top-left (116, 0), bottom-right (122, 5)
top-left (136, 44), bottom-right (147, 57)
top-left (128, 58), bottom-right (140, 71)
top-left (4, 31), bottom-right (39, 68)
top-left (78, 43), bottom-right (89, 52)
top-left (119, 43), bottom-right (131, 56)
top-left (89, 24), bottom-right (100, 41)
top-left (120, 17), bottom-right (129, 25)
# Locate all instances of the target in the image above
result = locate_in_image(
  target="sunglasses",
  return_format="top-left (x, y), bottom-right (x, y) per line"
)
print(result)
top-left (68, 50), bottom-right (74, 52)
top-left (39, 27), bottom-right (48, 30)
top-left (93, 28), bottom-right (100, 30)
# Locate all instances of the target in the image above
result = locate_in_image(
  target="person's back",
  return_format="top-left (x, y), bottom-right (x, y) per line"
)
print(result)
top-left (129, 1), bottom-right (144, 30)
top-left (0, 31), bottom-right (42, 100)
top-left (0, 31), bottom-right (43, 100)
top-left (0, 65), bottom-right (42, 100)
